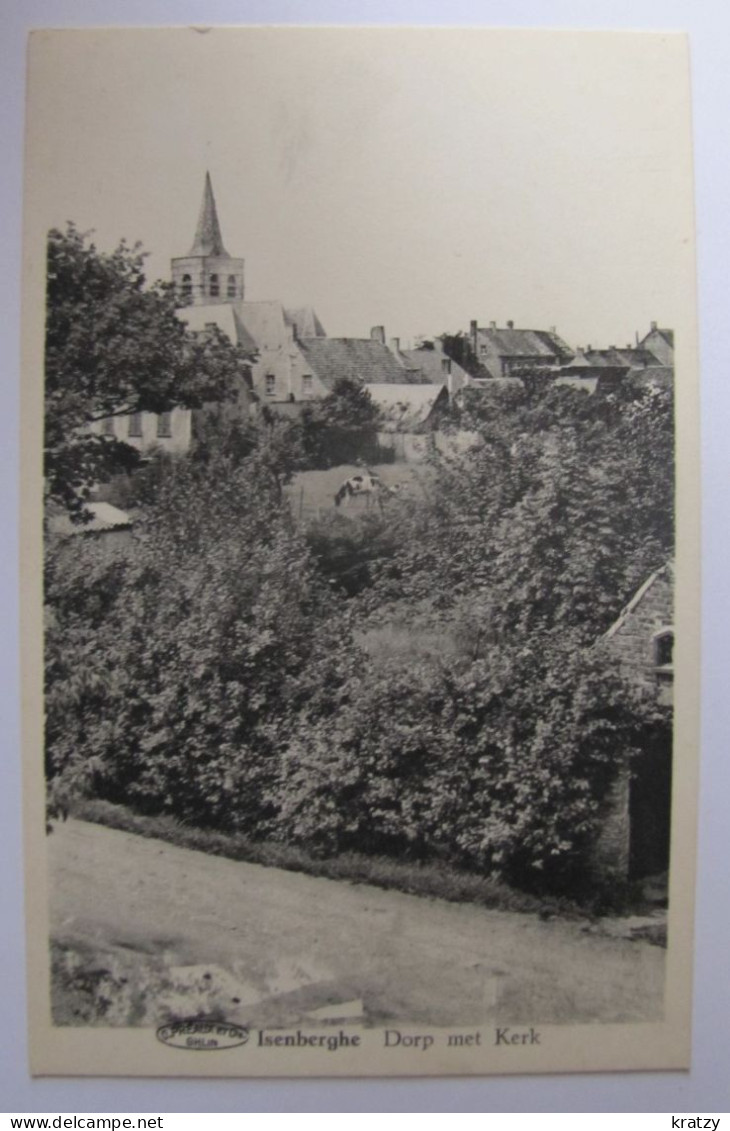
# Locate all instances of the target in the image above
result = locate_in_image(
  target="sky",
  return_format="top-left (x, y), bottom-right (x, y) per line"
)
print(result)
top-left (26, 26), bottom-right (694, 351)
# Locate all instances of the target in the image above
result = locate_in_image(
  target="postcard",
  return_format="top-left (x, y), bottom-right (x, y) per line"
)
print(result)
top-left (22, 26), bottom-right (700, 1076)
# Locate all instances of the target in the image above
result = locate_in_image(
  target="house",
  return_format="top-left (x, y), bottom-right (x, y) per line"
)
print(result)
top-left (362, 382), bottom-right (449, 461)
top-left (604, 562), bottom-right (674, 705)
top-left (90, 405), bottom-right (193, 455)
top-left (591, 563), bottom-right (674, 881)
top-left (468, 319), bottom-right (574, 379)
top-left (400, 339), bottom-right (469, 395)
top-left (637, 322), bottom-right (674, 368)
top-left (296, 326), bottom-right (422, 393)
top-left (556, 325), bottom-right (674, 392)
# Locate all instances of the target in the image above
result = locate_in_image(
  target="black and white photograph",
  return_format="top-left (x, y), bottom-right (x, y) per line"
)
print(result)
top-left (21, 25), bottom-right (699, 1077)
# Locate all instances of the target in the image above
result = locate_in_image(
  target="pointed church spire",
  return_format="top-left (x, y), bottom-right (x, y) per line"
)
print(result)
top-left (188, 172), bottom-right (229, 257)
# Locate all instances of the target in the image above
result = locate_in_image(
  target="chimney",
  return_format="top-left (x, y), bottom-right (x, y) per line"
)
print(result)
top-left (507, 320), bottom-right (514, 330)
top-left (650, 321), bottom-right (658, 331)
top-left (370, 325), bottom-right (385, 344)
top-left (587, 344), bottom-right (592, 352)
top-left (550, 325), bottom-right (556, 334)
top-left (291, 322), bottom-right (298, 342)
top-left (389, 337), bottom-right (400, 353)
top-left (489, 321), bottom-right (497, 330)
top-left (469, 320), bottom-right (478, 350)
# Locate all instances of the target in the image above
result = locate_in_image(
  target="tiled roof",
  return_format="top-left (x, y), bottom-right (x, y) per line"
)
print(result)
top-left (583, 347), bottom-right (658, 368)
top-left (605, 562), bottom-right (674, 640)
top-left (48, 502), bottom-right (133, 537)
top-left (530, 330), bottom-right (575, 362)
top-left (366, 383), bottom-right (449, 430)
top-left (297, 338), bottom-right (416, 389)
top-left (476, 327), bottom-right (573, 362)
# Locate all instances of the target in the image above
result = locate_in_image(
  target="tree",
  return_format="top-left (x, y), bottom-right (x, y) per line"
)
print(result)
top-left (299, 378), bottom-right (385, 467)
top-left (45, 223), bottom-right (254, 515)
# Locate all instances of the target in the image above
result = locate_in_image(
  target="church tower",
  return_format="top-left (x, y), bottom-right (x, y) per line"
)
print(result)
top-left (171, 173), bottom-right (245, 306)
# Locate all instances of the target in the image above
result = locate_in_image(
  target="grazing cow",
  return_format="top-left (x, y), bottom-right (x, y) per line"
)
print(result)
top-left (334, 473), bottom-right (396, 509)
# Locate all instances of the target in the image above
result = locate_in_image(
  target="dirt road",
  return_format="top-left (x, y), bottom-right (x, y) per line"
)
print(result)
top-left (48, 819), bottom-right (665, 1028)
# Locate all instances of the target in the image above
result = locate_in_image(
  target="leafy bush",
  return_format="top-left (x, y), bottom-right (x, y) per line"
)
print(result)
top-left (270, 635), bottom-right (667, 890)
top-left (45, 454), bottom-right (357, 830)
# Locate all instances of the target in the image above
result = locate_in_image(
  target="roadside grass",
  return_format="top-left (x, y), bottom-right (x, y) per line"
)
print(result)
top-left (65, 798), bottom-right (586, 920)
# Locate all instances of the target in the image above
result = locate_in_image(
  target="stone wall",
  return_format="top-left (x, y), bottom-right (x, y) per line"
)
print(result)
top-left (604, 564), bottom-right (674, 700)
top-left (590, 563), bottom-right (674, 881)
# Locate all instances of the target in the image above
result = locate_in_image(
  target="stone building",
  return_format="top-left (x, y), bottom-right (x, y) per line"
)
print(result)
top-left (400, 339), bottom-right (469, 396)
top-left (637, 322), bottom-right (675, 368)
top-left (591, 563), bottom-right (674, 881)
top-left (91, 405), bottom-right (193, 455)
top-left (467, 319), bottom-right (574, 379)
top-left (604, 562), bottom-right (674, 704)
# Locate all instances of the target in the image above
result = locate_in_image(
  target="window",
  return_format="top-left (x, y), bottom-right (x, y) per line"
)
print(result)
top-left (265, 374), bottom-right (276, 398)
top-left (209, 274), bottom-right (219, 297)
top-left (181, 274), bottom-right (192, 299)
top-left (128, 413), bottom-right (143, 438)
top-left (302, 374), bottom-right (313, 398)
top-left (227, 275), bottom-right (237, 298)
top-left (157, 411), bottom-right (172, 439)
top-left (102, 417), bottom-right (115, 436)
top-left (653, 628), bottom-right (674, 673)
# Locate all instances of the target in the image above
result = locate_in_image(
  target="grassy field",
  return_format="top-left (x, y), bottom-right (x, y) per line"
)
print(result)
top-left (285, 462), bottom-right (429, 521)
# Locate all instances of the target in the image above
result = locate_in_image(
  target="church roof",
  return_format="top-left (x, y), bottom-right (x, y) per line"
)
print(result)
top-left (188, 172), bottom-right (229, 258)
top-left (284, 306), bottom-right (327, 338)
top-left (177, 303), bottom-right (259, 355)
